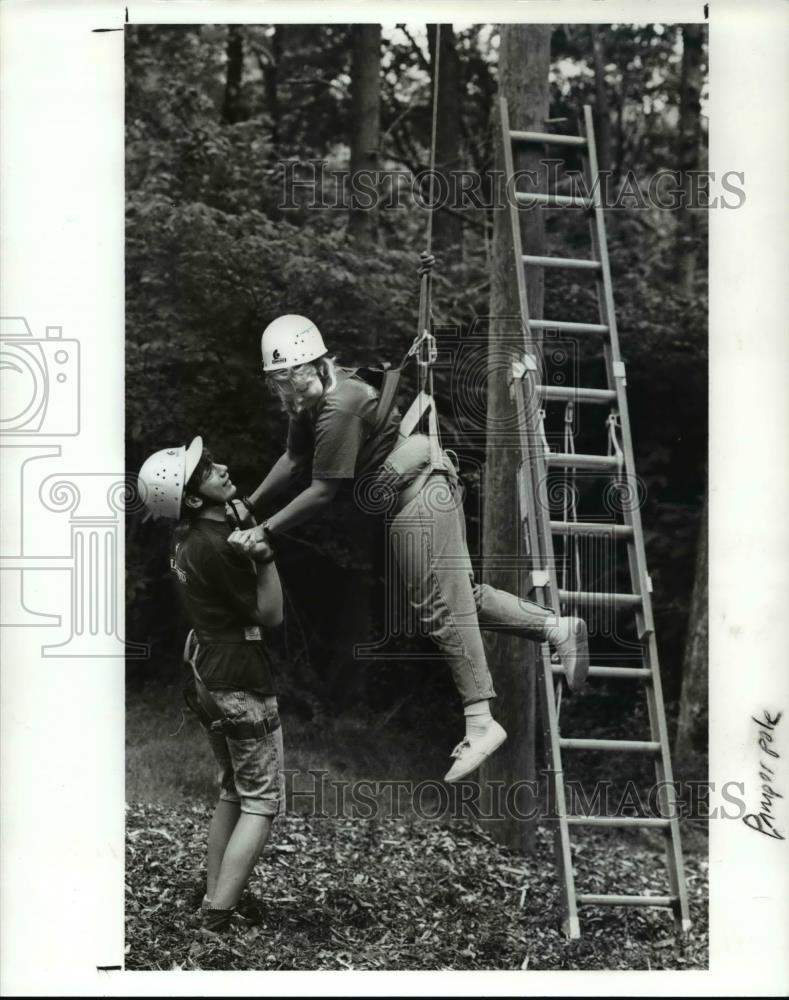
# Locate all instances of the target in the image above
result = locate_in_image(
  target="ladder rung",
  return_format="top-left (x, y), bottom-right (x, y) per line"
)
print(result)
top-left (538, 385), bottom-right (616, 404)
top-left (565, 816), bottom-right (670, 829)
top-left (559, 738), bottom-right (660, 753)
top-left (528, 319), bottom-right (609, 335)
top-left (551, 665), bottom-right (651, 680)
top-left (522, 254), bottom-right (601, 272)
top-left (559, 589), bottom-right (643, 609)
top-left (577, 894), bottom-right (678, 909)
top-left (546, 453), bottom-right (620, 471)
top-left (510, 129), bottom-right (588, 149)
top-left (550, 521), bottom-right (633, 539)
top-left (515, 191), bottom-right (592, 210)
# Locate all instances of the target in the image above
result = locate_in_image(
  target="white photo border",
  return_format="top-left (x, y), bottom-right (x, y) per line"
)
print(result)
top-left (1, 0), bottom-right (787, 995)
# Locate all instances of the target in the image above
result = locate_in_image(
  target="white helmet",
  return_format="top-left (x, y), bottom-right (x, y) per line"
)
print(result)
top-left (261, 314), bottom-right (327, 372)
top-left (137, 435), bottom-right (204, 520)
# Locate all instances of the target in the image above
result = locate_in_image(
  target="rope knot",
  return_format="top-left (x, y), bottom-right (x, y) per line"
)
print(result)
top-left (417, 251), bottom-right (436, 277)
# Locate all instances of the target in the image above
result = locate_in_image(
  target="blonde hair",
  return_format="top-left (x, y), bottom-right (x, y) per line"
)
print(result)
top-left (267, 354), bottom-right (338, 417)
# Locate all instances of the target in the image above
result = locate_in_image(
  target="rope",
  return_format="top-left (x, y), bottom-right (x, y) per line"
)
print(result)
top-left (425, 23), bottom-right (441, 255)
top-left (537, 408), bottom-right (551, 457)
top-left (607, 410), bottom-right (625, 478)
top-left (402, 26), bottom-right (443, 465)
top-left (394, 26), bottom-right (444, 470)
top-left (562, 401), bottom-right (582, 594)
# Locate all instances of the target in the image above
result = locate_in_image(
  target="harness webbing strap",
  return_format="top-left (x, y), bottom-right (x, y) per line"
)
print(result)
top-left (374, 366), bottom-right (403, 430)
top-left (397, 390), bottom-right (433, 440)
top-left (182, 629), bottom-right (281, 740)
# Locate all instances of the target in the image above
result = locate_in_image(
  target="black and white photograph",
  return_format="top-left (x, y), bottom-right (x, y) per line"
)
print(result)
top-left (125, 16), bottom-right (712, 972)
top-left (1, 0), bottom-right (788, 995)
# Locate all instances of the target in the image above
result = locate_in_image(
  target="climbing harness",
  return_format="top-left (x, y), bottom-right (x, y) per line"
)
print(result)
top-left (374, 25), bottom-right (445, 475)
top-left (181, 627), bottom-right (281, 739)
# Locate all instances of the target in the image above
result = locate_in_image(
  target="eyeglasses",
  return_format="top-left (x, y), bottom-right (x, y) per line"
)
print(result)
top-left (265, 363), bottom-right (317, 386)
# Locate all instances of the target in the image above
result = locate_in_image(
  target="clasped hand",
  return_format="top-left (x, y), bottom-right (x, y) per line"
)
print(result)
top-left (227, 524), bottom-right (272, 563)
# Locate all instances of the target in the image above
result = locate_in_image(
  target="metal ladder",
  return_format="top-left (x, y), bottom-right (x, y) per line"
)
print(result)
top-left (499, 98), bottom-right (691, 939)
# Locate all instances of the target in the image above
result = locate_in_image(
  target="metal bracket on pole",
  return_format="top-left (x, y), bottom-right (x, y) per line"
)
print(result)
top-left (532, 569), bottom-right (550, 588)
top-left (613, 361), bottom-right (627, 385)
top-left (510, 360), bottom-right (526, 402)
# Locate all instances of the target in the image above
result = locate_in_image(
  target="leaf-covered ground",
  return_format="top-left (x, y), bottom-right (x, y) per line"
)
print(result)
top-left (126, 801), bottom-right (708, 971)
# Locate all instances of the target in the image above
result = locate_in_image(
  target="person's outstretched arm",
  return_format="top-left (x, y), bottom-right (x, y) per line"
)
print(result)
top-left (247, 450), bottom-right (305, 511)
top-left (235, 479), bottom-right (340, 550)
top-left (266, 478), bottom-right (339, 535)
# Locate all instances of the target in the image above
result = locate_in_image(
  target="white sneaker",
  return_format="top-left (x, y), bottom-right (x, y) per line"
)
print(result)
top-left (443, 720), bottom-right (507, 783)
top-left (550, 616), bottom-right (590, 692)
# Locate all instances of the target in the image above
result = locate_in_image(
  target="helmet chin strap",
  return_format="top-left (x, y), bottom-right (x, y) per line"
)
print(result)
top-left (225, 500), bottom-right (244, 529)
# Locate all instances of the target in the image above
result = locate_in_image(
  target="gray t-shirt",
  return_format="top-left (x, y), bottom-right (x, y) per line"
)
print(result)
top-left (286, 368), bottom-right (400, 481)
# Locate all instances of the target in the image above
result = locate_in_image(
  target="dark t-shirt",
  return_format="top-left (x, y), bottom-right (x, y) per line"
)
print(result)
top-left (171, 519), bottom-right (277, 693)
top-left (286, 368), bottom-right (400, 484)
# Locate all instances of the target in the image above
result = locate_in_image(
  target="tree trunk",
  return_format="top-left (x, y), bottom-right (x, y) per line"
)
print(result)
top-left (591, 26), bottom-right (613, 176)
top-left (262, 26), bottom-right (280, 144)
top-left (676, 24), bottom-right (705, 296)
top-left (221, 25), bottom-right (245, 124)
top-left (427, 24), bottom-right (463, 251)
top-left (479, 24), bottom-right (551, 854)
top-left (674, 498), bottom-right (708, 765)
top-left (614, 67), bottom-right (629, 182)
top-left (348, 24), bottom-right (382, 245)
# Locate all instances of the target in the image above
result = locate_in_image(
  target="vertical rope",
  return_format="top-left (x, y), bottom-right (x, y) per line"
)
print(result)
top-left (425, 22), bottom-right (441, 256)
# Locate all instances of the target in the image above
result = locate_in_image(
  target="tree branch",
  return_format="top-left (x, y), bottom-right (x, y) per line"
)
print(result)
top-left (395, 23), bottom-right (431, 74)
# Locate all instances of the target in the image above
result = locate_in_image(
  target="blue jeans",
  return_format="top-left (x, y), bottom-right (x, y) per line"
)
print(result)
top-left (389, 469), bottom-right (553, 707)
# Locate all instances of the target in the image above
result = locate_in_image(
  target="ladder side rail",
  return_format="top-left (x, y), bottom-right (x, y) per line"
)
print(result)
top-left (499, 97), bottom-right (581, 938)
top-left (582, 105), bottom-right (655, 639)
top-left (519, 358), bottom-right (582, 936)
top-left (503, 95), bottom-right (554, 579)
top-left (515, 370), bottom-right (580, 940)
top-left (500, 98), bottom-right (532, 332)
top-left (582, 105), bottom-right (691, 932)
top-left (642, 633), bottom-right (693, 931)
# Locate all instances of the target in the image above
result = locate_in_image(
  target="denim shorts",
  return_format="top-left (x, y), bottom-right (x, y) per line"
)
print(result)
top-left (204, 690), bottom-right (284, 816)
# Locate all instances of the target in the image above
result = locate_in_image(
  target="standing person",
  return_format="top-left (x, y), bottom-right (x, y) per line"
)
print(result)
top-left (238, 314), bottom-right (589, 783)
top-left (137, 436), bottom-right (284, 934)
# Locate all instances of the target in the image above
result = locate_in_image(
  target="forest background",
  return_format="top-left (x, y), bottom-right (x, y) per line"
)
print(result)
top-left (125, 21), bottom-right (708, 807)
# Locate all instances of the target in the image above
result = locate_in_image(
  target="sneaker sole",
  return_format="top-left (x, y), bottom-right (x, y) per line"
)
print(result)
top-left (443, 729), bottom-right (508, 783)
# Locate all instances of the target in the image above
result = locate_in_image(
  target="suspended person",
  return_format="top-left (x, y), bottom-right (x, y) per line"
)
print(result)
top-left (237, 314), bottom-right (589, 783)
top-left (137, 437), bottom-right (284, 935)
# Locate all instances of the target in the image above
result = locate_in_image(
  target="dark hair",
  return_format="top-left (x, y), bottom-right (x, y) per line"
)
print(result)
top-left (185, 448), bottom-right (213, 497)
top-left (171, 448), bottom-right (213, 551)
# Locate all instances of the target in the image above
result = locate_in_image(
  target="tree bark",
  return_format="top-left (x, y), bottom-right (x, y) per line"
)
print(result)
top-left (591, 26), bottom-right (613, 176)
top-left (221, 25), bottom-right (245, 124)
top-left (348, 24), bottom-right (382, 245)
top-left (674, 498), bottom-right (708, 764)
top-left (614, 67), bottom-right (629, 182)
top-left (262, 26), bottom-right (280, 143)
top-left (427, 24), bottom-right (463, 251)
top-left (676, 24), bottom-right (705, 296)
top-left (479, 24), bottom-right (551, 854)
